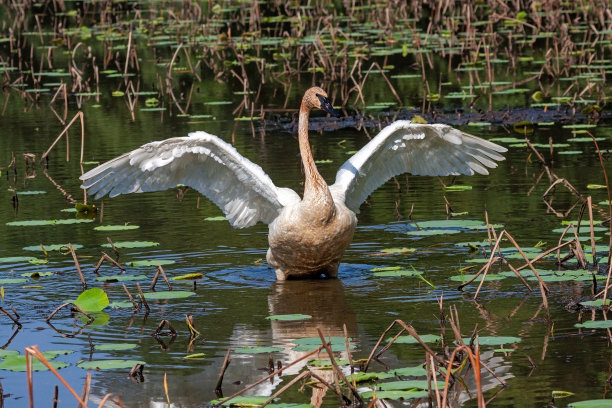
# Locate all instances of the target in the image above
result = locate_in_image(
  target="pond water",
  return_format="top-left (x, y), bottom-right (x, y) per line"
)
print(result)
top-left (1, 89), bottom-right (611, 407)
top-left (2, 2), bottom-right (612, 408)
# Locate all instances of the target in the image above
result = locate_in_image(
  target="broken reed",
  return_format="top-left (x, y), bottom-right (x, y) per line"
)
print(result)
top-left (0, 0), bottom-right (610, 115)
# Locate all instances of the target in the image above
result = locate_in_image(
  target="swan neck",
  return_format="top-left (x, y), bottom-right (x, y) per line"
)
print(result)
top-left (298, 102), bottom-right (334, 213)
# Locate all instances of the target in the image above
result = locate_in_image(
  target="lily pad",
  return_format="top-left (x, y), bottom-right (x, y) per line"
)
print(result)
top-left (373, 269), bottom-right (423, 277)
top-left (23, 243), bottom-right (82, 252)
top-left (101, 241), bottom-right (159, 249)
top-left (406, 229), bottom-right (461, 236)
top-left (359, 390), bottom-right (429, 400)
top-left (266, 314), bottom-right (312, 321)
top-left (379, 247), bottom-right (416, 254)
top-left (210, 396), bottom-right (273, 406)
top-left (387, 334), bottom-right (441, 344)
top-left (0, 256), bottom-right (37, 263)
top-left (205, 216), bottom-right (227, 221)
top-left (443, 185), bottom-right (472, 191)
top-left (94, 224), bottom-right (140, 231)
top-left (95, 343), bottom-right (138, 351)
top-left (0, 278), bottom-right (28, 284)
top-left (575, 320), bottom-right (612, 329)
top-left (569, 400), bottom-right (612, 407)
top-left (462, 336), bottom-right (521, 345)
top-left (0, 350), bottom-right (73, 372)
top-left (78, 359), bottom-right (145, 370)
top-left (74, 288), bottom-right (109, 312)
top-left (143, 291), bottom-right (195, 300)
top-left (129, 259), bottom-right (176, 267)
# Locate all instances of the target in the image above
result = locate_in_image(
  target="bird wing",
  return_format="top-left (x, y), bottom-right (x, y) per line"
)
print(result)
top-left (329, 121), bottom-right (507, 213)
top-left (80, 131), bottom-right (300, 228)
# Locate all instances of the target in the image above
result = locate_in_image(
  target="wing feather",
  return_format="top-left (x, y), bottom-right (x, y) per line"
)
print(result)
top-left (80, 131), bottom-right (299, 228)
top-left (329, 122), bottom-right (507, 212)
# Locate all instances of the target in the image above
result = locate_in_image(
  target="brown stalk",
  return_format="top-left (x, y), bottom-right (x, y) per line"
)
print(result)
top-left (214, 348), bottom-right (232, 393)
top-left (25, 346), bottom-right (88, 407)
top-left (69, 243), bottom-right (87, 289)
top-left (214, 344), bottom-right (328, 407)
top-left (40, 111), bottom-right (85, 163)
top-left (260, 370), bottom-right (310, 408)
top-left (440, 345), bottom-right (485, 408)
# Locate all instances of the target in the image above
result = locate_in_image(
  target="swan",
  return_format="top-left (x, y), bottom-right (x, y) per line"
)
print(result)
top-left (80, 86), bottom-right (507, 280)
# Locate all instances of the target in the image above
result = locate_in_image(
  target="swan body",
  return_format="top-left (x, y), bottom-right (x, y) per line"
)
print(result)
top-left (80, 87), bottom-right (507, 280)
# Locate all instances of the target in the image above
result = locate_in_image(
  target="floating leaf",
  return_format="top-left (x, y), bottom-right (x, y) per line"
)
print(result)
top-left (463, 336), bottom-right (521, 345)
top-left (373, 269), bottom-right (423, 277)
top-left (184, 353), bottom-right (206, 359)
top-left (379, 247), bottom-right (416, 253)
top-left (111, 91), bottom-right (125, 97)
top-left (587, 184), bottom-right (607, 189)
top-left (6, 219), bottom-right (93, 226)
top-left (78, 359), bottom-right (145, 370)
top-left (266, 314), bottom-right (312, 321)
top-left (387, 334), bottom-right (441, 344)
top-left (579, 299), bottom-right (611, 308)
top-left (575, 320), bottom-right (612, 329)
top-left (233, 346), bottom-right (283, 354)
top-left (23, 243), bottom-right (81, 252)
top-left (359, 390), bottom-right (428, 400)
top-left (94, 224), bottom-right (140, 231)
top-left (204, 216), bottom-right (227, 221)
top-left (143, 291), bottom-right (195, 300)
top-left (552, 390), bottom-right (575, 399)
top-left (74, 288), bottom-right (109, 312)
top-left (95, 343), bottom-right (138, 351)
top-left (569, 400), bottom-right (612, 408)
top-left (170, 273), bottom-right (204, 281)
top-left (101, 241), bottom-right (159, 249)
top-left (450, 274), bottom-right (506, 282)
top-left (17, 190), bottom-right (46, 195)
top-left (21, 272), bottom-right (54, 278)
top-left (443, 185), bottom-right (472, 191)
top-left (129, 259), bottom-right (175, 267)
top-left (0, 256), bottom-right (37, 263)
top-left (0, 350), bottom-right (73, 372)
top-left (406, 229), bottom-right (461, 236)
top-left (0, 278), bottom-right (27, 284)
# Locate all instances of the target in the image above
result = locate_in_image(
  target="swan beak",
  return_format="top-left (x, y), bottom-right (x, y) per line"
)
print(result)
top-left (316, 94), bottom-right (342, 117)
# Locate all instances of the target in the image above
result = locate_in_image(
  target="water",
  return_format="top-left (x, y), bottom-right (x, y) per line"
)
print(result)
top-left (1, 2), bottom-right (612, 405)
top-left (1, 89), bottom-right (611, 407)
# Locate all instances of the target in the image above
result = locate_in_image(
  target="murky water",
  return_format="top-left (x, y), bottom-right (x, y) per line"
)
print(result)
top-left (1, 87), bottom-right (611, 407)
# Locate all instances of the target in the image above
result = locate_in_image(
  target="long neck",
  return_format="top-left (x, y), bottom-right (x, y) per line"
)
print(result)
top-left (298, 103), bottom-right (335, 215)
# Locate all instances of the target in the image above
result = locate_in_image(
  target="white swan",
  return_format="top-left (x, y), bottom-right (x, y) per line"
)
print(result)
top-left (80, 87), bottom-right (507, 280)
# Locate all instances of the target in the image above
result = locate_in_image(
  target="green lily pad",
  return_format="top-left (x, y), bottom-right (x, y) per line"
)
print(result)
top-left (0, 350), bottom-right (73, 372)
top-left (17, 191), bottom-right (47, 195)
top-left (23, 243), bottom-right (82, 251)
top-left (0, 278), bottom-right (28, 284)
top-left (233, 346), bottom-right (284, 354)
top-left (462, 336), bottom-right (522, 345)
top-left (78, 359), bottom-right (145, 370)
top-left (0, 256), bottom-right (37, 263)
top-left (266, 314), bottom-right (312, 321)
top-left (575, 320), bottom-right (612, 329)
top-left (143, 291), bottom-right (195, 300)
top-left (569, 400), bottom-right (612, 407)
top-left (184, 353), bottom-right (206, 359)
top-left (380, 248), bottom-right (416, 254)
top-left (108, 301), bottom-right (136, 309)
top-left (373, 269), bottom-right (423, 277)
top-left (94, 224), bottom-right (140, 231)
top-left (359, 390), bottom-right (429, 400)
top-left (406, 229), bottom-right (461, 236)
top-left (205, 216), bottom-right (227, 221)
top-left (95, 343), bottom-right (138, 351)
top-left (6, 219), bottom-right (93, 226)
top-left (579, 299), bottom-right (611, 308)
top-left (413, 220), bottom-right (486, 229)
top-left (387, 334), bottom-right (441, 344)
top-left (129, 259), bottom-right (176, 267)
top-left (450, 274), bottom-right (506, 282)
top-left (101, 241), bottom-right (159, 249)
top-left (21, 272), bottom-right (54, 278)
top-left (372, 379), bottom-right (438, 390)
top-left (74, 288), bottom-right (109, 312)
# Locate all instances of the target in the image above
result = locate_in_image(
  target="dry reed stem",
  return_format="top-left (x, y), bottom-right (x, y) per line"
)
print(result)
top-left (214, 348), bottom-right (232, 393)
top-left (46, 302), bottom-right (94, 324)
top-left (78, 372), bottom-right (92, 408)
top-left (69, 243), bottom-right (86, 289)
top-left (316, 328), bottom-right (363, 404)
top-left (214, 344), bottom-right (328, 407)
top-left (25, 345), bottom-right (88, 407)
top-left (440, 345), bottom-right (485, 408)
top-left (260, 370), bottom-right (310, 408)
top-left (96, 393), bottom-right (125, 408)
top-left (40, 111), bottom-right (84, 163)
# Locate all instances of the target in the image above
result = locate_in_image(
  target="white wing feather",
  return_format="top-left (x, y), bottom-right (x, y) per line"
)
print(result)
top-left (80, 131), bottom-right (299, 228)
top-left (329, 121), bottom-right (507, 212)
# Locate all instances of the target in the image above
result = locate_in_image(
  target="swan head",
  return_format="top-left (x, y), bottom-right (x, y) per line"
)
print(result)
top-left (303, 87), bottom-right (341, 117)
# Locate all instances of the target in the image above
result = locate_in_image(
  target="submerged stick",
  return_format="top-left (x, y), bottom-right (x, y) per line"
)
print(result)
top-left (214, 348), bottom-right (232, 393)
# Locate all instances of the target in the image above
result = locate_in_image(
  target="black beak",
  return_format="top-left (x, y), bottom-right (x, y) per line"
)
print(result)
top-left (316, 94), bottom-right (342, 117)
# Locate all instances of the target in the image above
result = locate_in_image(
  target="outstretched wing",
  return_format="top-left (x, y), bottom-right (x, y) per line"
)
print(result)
top-left (80, 131), bottom-right (299, 228)
top-left (329, 121), bottom-right (507, 213)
